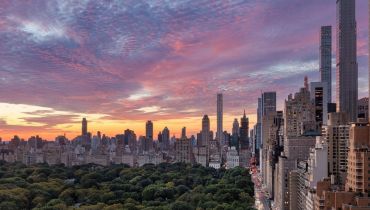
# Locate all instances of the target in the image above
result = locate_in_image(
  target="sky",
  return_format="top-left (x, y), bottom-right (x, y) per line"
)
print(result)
top-left (0, 0), bottom-right (368, 140)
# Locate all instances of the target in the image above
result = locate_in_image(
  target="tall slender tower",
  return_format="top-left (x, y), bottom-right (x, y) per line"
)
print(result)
top-left (82, 118), bottom-right (87, 136)
top-left (320, 26), bottom-right (332, 103)
top-left (181, 127), bottom-right (186, 139)
top-left (336, 0), bottom-right (358, 122)
top-left (201, 115), bottom-right (210, 147)
top-left (217, 93), bottom-right (223, 142)
top-left (146, 120), bottom-right (153, 140)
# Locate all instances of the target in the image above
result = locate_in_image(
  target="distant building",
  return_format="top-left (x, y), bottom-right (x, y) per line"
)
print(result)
top-left (265, 111), bottom-right (284, 199)
top-left (124, 129), bottom-right (137, 152)
top-left (284, 80), bottom-right (317, 137)
top-left (146, 121), bottom-right (153, 140)
top-left (320, 25), bottom-right (332, 103)
top-left (322, 112), bottom-right (349, 185)
top-left (226, 146), bottom-right (239, 169)
top-left (194, 146), bottom-right (207, 167)
top-left (161, 127), bottom-right (170, 151)
top-left (290, 139), bottom-right (328, 210)
top-left (262, 92), bottom-right (277, 116)
top-left (82, 118), bottom-right (87, 136)
top-left (310, 81), bottom-right (329, 126)
top-left (200, 115), bottom-right (210, 147)
top-left (91, 135), bottom-right (101, 152)
top-left (358, 97), bottom-right (369, 121)
top-left (232, 118), bottom-right (239, 149)
top-left (345, 121), bottom-right (370, 193)
top-left (255, 97), bottom-right (262, 152)
top-left (137, 152), bottom-right (163, 167)
top-left (181, 127), bottom-right (186, 139)
top-left (260, 92), bottom-right (276, 179)
top-left (240, 110), bottom-right (249, 149)
top-left (217, 93), bottom-right (223, 143)
top-left (139, 136), bottom-right (152, 153)
top-left (275, 79), bottom-right (319, 209)
top-left (208, 140), bottom-right (221, 169)
top-left (174, 138), bottom-right (193, 164)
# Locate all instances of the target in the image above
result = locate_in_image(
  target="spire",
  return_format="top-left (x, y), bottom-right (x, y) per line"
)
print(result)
top-left (243, 109), bottom-right (246, 117)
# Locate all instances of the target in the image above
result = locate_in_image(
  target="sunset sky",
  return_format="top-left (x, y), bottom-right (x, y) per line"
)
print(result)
top-left (0, 0), bottom-right (368, 140)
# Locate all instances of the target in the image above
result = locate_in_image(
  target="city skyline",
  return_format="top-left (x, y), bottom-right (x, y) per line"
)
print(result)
top-left (0, 0), bottom-right (369, 140)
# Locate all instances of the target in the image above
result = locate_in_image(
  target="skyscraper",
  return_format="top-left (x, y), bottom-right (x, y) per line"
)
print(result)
top-left (181, 127), bottom-right (186, 139)
top-left (320, 26), bottom-right (332, 103)
top-left (82, 118), bottom-right (87, 136)
top-left (217, 93), bottom-right (223, 143)
top-left (336, 0), bottom-right (358, 122)
top-left (232, 118), bottom-right (239, 149)
top-left (256, 97), bottom-right (262, 151)
top-left (260, 92), bottom-right (276, 175)
top-left (146, 121), bottom-right (153, 140)
top-left (162, 127), bottom-right (170, 151)
top-left (262, 92), bottom-right (277, 116)
top-left (240, 110), bottom-right (249, 149)
top-left (201, 115), bottom-right (210, 147)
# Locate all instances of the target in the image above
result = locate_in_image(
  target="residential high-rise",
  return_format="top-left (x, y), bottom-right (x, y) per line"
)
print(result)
top-left (285, 80), bottom-right (317, 137)
top-left (320, 26), bottom-right (332, 103)
top-left (174, 138), bottom-right (193, 164)
top-left (322, 112), bottom-right (349, 185)
top-left (146, 121), bottom-right (153, 140)
top-left (82, 118), bottom-right (87, 136)
top-left (217, 93), bottom-right (223, 143)
top-left (345, 121), bottom-right (370, 193)
top-left (336, 0), bottom-right (358, 122)
top-left (239, 110), bottom-right (249, 149)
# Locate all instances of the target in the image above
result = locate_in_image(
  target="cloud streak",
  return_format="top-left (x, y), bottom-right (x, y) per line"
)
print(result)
top-left (0, 0), bottom-right (368, 139)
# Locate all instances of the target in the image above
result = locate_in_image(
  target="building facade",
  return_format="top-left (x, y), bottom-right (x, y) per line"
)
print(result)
top-left (336, 0), bottom-right (358, 122)
top-left (320, 25), bottom-right (332, 104)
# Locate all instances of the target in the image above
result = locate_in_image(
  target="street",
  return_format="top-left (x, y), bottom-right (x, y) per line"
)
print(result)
top-left (252, 170), bottom-right (271, 210)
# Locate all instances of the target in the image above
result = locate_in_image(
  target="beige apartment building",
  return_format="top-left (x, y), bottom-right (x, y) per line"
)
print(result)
top-left (345, 122), bottom-right (370, 193)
